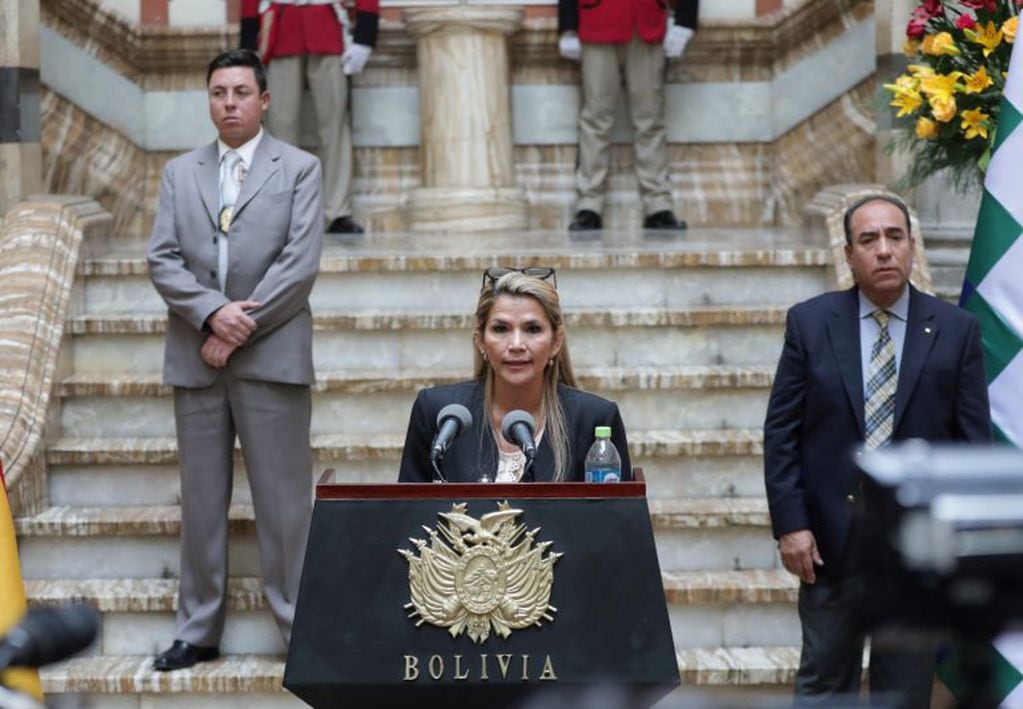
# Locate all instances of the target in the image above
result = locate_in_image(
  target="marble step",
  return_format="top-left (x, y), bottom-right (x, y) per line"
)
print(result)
top-left (26, 569), bottom-right (799, 654)
top-left (59, 366), bottom-right (775, 397)
top-left (26, 577), bottom-right (285, 656)
top-left (46, 428), bottom-right (766, 503)
top-left (16, 498), bottom-right (777, 580)
top-left (29, 569), bottom-right (796, 612)
top-left (40, 655), bottom-right (297, 708)
top-left (67, 306), bottom-right (790, 375)
top-left (47, 453), bottom-right (766, 508)
top-left (44, 429), bottom-right (768, 501)
top-left (78, 233), bottom-right (829, 315)
top-left (57, 366), bottom-right (775, 438)
top-left (676, 646), bottom-right (802, 687)
top-left (664, 570), bottom-right (799, 649)
top-left (39, 647), bottom-right (804, 702)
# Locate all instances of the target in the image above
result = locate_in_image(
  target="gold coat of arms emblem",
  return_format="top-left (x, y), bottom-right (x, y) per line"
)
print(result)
top-left (398, 502), bottom-right (562, 644)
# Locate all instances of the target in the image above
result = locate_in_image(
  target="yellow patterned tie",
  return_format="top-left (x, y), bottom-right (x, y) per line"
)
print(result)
top-left (219, 150), bottom-right (242, 234)
top-left (864, 310), bottom-right (897, 449)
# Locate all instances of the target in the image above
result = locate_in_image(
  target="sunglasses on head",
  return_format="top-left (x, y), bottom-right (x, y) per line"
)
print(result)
top-left (481, 267), bottom-right (557, 290)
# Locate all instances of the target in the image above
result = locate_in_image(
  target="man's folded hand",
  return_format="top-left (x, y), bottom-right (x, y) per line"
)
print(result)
top-left (208, 300), bottom-right (260, 347)
top-left (201, 334), bottom-right (237, 369)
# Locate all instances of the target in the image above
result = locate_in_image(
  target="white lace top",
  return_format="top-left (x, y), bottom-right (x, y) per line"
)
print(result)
top-left (493, 427), bottom-right (545, 483)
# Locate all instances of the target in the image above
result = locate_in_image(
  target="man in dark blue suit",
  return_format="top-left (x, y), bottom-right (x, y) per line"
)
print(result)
top-left (763, 194), bottom-right (991, 707)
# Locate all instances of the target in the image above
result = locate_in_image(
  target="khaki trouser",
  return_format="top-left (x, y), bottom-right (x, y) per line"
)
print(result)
top-left (576, 37), bottom-right (673, 216)
top-left (267, 54), bottom-right (353, 220)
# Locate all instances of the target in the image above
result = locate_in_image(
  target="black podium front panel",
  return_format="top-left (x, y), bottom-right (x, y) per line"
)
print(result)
top-left (285, 485), bottom-right (678, 708)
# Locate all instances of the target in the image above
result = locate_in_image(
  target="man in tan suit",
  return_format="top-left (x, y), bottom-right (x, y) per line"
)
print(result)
top-left (147, 49), bottom-right (323, 671)
top-left (558, 0), bottom-right (699, 232)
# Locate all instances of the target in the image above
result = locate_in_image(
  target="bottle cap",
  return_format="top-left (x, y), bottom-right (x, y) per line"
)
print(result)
top-left (594, 426), bottom-right (611, 438)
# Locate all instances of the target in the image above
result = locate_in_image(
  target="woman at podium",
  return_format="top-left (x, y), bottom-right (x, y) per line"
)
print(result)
top-left (398, 268), bottom-right (632, 483)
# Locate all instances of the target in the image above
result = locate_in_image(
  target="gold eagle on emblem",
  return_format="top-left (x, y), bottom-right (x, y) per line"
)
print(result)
top-left (398, 501), bottom-right (562, 644)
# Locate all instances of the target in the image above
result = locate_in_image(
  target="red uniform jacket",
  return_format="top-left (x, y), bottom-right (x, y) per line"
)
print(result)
top-left (558, 0), bottom-right (697, 44)
top-left (240, 0), bottom-right (379, 61)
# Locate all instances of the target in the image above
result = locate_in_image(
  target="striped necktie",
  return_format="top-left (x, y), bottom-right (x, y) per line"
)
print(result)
top-left (864, 309), bottom-right (897, 449)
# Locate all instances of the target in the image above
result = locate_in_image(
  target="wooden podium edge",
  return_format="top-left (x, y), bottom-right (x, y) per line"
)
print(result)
top-left (314, 481), bottom-right (647, 500)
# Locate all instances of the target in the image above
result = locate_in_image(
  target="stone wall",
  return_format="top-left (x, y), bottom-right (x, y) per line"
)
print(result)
top-left (38, 0), bottom-right (877, 235)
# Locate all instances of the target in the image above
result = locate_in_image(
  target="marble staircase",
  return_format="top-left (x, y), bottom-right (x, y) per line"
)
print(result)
top-left (21, 227), bottom-right (826, 706)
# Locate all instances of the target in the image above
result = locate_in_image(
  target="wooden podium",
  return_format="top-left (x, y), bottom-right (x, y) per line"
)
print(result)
top-left (284, 478), bottom-right (679, 708)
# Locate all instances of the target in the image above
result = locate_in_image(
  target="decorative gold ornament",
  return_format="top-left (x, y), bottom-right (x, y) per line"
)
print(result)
top-left (398, 501), bottom-right (562, 644)
top-left (219, 206), bottom-right (233, 234)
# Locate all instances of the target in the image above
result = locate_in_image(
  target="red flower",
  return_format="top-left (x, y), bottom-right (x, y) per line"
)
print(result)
top-left (907, 7), bottom-right (935, 38)
top-left (960, 0), bottom-right (996, 10)
top-left (921, 0), bottom-right (943, 16)
top-left (956, 13), bottom-right (977, 30)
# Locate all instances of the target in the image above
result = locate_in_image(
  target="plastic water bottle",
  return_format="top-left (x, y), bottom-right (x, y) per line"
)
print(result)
top-left (584, 426), bottom-right (622, 483)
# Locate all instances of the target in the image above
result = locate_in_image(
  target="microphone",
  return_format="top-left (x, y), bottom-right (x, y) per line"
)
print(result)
top-left (501, 410), bottom-right (537, 465)
top-left (0, 605), bottom-right (99, 670)
top-left (430, 404), bottom-right (473, 466)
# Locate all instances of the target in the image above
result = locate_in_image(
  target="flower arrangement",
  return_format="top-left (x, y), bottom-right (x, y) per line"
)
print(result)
top-left (885, 0), bottom-right (1020, 188)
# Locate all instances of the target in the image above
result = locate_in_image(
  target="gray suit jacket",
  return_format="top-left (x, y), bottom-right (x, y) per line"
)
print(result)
top-left (147, 132), bottom-right (324, 387)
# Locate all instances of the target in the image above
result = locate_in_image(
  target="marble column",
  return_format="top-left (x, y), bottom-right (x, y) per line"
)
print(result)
top-left (402, 5), bottom-right (527, 232)
top-left (0, 0), bottom-right (42, 216)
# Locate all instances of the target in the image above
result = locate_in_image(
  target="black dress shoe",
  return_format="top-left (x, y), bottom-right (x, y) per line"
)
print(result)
top-left (327, 215), bottom-right (365, 234)
top-left (153, 640), bottom-right (219, 672)
top-left (643, 210), bottom-right (687, 230)
top-left (568, 209), bottom-right (603, 232)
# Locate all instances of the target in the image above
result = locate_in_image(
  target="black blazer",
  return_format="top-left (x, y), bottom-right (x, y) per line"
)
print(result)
top-left (763, 285), bottom-right (991, 572)
top-left (398, 380), bottom-right (632, 483)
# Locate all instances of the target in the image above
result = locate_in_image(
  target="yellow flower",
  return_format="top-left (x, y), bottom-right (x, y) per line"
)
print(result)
top-left (922, 31), bottom-right (961, 56)
top-left (919, 73), bottom-right (961, 102)
top-left (963, 66), bottom-right (994, 94)
top-left (960, 108), bottom-right (990, 140)
top-left (1004, 16), bottom-right (1018, 44)
top-left (895, 74), bottom-right (920, 91)
top-left (889, 88), bottom-right (924, 117)
top-left (930, 95), bottom-right (957, 123)
top-left (915, 117), bottom-right (939, 140)
top-left (904, 38), bottom-right (921, 56)
top-left (968, 22), bottom-right (1003, 57)
top-left (908, 64), bottom-right (936, 78)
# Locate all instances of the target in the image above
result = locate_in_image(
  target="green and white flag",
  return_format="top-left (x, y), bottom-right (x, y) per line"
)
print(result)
top-left (961, 39), bottom-right (1023, 447)
top-left (955, 37), bottom-right (1023, 706)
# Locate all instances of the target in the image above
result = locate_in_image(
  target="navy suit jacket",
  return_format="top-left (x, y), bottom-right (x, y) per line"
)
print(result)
top-left (398, 380), bottom-right (632, 483)
top-left (763, 285), bottom-right (991, 572)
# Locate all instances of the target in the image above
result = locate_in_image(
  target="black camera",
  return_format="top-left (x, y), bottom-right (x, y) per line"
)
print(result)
top-left (854, 441), bottom-right (1023, 707)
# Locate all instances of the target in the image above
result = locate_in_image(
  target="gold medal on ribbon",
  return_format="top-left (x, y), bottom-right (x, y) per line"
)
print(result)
top-left (219, 206), bottom-right (233, 234)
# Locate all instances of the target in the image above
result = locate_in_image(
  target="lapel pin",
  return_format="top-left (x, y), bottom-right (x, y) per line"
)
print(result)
top-left (924, 326), bottom-right (932, 334)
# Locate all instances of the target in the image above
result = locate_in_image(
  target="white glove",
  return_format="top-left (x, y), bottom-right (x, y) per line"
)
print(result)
top-left (558, 32), bottom-right (582, 62)
top-left (341, 43), bottom-right (372, 75)
top-left (663, 22), bottom-right (694, 59)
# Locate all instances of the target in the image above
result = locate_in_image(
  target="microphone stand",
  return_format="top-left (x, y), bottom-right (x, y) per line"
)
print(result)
top-left (429, 455), bottom-right (447, 483)
top-left (521, 453), bottom-right (536, 482)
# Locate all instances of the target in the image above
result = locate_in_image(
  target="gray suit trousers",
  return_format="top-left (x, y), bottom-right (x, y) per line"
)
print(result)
top-left (173, 373), bottom-right (313, 647)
